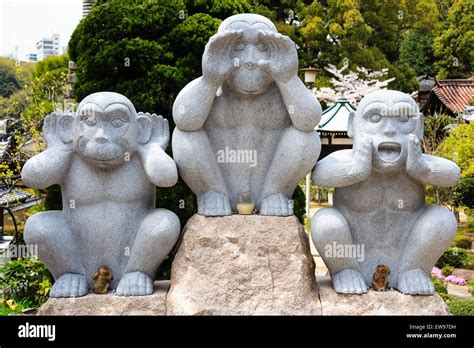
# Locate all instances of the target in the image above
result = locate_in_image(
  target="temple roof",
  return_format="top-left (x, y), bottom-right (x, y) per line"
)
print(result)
top-left (423, 79), bottom-right (474, 115)
top-left (316, 97), bottom-right (356, 134)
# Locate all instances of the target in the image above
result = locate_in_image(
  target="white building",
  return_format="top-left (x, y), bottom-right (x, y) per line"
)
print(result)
top-left (36, 34), bottom-right (60, 61)
top-left (83, 0), bottom-right (96, 17)
top-left (26, 53), bottom-right (37, 62)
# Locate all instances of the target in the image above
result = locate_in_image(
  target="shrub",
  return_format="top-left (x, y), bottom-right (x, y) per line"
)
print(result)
top-left (454, 238), bottom-right (472, 250)
top-left (468, 279), bottom-right (474, 296)
top-left (432, 276), bottom-right (448, 294)
top-left (441, 265), bottom-right (455, 276)
top-left (0, 258), bottom-right (53, 307)
top-left (453, 174), bottom-right (474, 209)
top-left (439, 292), bottom-right (453, 302)
top-left (462, 253), bottom-right (474, 270)
top-left (436, 247), bottom-right (469, 268)
top-left (292, 185), bottom-right (306, 224)
top-left (0, 298), bottom-right (37, 316)
top-left (447, 298), bottom-right (474, 316)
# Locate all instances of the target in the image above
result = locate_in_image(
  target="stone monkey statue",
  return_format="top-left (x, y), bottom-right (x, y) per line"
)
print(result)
top-left (172, 14), bottom-right (321, 216)
top-left (22, 92), bottom-right (180, 297)
top-left (311, 90), bottom-right (460, 295)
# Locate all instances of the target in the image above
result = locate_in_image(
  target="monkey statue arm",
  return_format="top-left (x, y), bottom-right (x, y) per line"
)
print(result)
top-left (257, 30), bottom-right (322, 131)
top-left (21, 112), bottom-right (74, 189)
top-left (406, 134), bottom-right (461, 187)
top-left (277, 76), bottom-right (322, 131)
top-left (312, 137), bottom-right (373, 188)
top-left (173, 30), bottom-right (243, 132)
top-left (137, 113), bottom-right (178, 187)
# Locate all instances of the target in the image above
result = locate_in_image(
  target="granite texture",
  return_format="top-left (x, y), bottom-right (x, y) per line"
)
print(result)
top-left (22, 92), bottom-right (180, 297)
top-left (39, 281), bottom-right (170, 315)
top-left (317, 277), bottom-right (451, 315)
top-left (172, 13), bottom-right (321, 216)
top-left (166, 214), bottom-right (321, 315)
top-left (311, 90), bottom-right (461, 295)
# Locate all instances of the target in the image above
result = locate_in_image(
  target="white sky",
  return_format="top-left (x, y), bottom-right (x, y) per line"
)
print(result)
top-left (0, 0), bottom-right (82, 60)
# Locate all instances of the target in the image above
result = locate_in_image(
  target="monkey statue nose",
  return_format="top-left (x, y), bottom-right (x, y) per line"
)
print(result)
top-left (95, 136), bottom-right (108, 144)
top-left (244, 61), bottom-right (257, 70)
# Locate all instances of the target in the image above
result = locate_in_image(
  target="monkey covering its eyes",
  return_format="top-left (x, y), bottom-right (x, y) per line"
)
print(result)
top-left (372, 265), bottom-right (390, 292)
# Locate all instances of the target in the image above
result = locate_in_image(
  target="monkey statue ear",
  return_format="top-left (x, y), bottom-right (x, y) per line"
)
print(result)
top-left (137, 112), bottom-right (153, 144)
top-left (58, 112), bottom-right (75, 144)
top-left (347, 111), bottom-right (355, 138)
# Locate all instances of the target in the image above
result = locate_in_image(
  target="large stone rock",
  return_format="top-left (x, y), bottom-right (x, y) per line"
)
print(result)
top-left (38, 281), bottom-right (169, 315)
top-left (317, 277), bottom-right (451, 315)
top-left (166, 214), bottom-right (321, 315)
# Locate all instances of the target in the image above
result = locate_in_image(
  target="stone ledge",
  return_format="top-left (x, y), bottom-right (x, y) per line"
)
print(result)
top-left (38, 281), bottom-right (170, 316)
top-left (317, 276), bottom-right (451, 315)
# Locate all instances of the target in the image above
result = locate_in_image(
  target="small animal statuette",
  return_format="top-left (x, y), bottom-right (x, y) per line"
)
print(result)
top-left (92, 266), bottom-right (113, 294)
top-left (372, 265), bottom-right (390, 291)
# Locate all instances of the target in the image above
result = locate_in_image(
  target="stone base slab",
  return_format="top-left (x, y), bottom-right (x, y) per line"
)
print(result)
top-left (38, 281), bottom-right (170, 315)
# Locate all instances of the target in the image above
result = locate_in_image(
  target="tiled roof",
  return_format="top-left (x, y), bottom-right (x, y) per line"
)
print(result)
top-left (431, 79), bottom-right (474, 113)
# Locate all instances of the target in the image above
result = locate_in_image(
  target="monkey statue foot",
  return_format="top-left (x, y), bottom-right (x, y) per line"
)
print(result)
top-left (260, 193), bottom-right (293, 216)
top-left (397, 268), bottom-right (434, 295)
top-left (197, 191), bottom-right (232, 216)
top-left (115, 271), bottom-right (154, 296)
top-left (332, 269), bottom-right (368, 294)
top-left (49, 273), bottom-right (89, 298)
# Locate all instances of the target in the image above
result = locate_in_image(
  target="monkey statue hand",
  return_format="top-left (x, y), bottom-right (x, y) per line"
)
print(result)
top-left (137, 112), bottom-right (169, 155)
top-left (257, 30), bottom-right (298, 83)
top-left (202, 29), bottom-right (243, 86)
top-left (147, 113), bottom-right (170, 151)
top-left (42, 111), bottom-right (74, 151)
top-left (348, 137), bottom-right (373, 182)
top-left (406, 134), bottom-right (430, 181)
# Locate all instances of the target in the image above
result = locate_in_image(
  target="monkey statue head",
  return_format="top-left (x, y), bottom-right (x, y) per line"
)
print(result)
top-left (348, 90), bottom-right (423, 173)
top-left (72, 92), bottom-right (153, 168)
top-left (219, 14), bottom-right (277, 96)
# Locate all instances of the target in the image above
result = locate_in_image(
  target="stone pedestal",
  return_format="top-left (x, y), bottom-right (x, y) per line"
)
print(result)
top-left (317, 277), bottom-right (450, 315)
top-left (38, 281), bottom-right (169, 315)
top-left (166, 214), bottom-right (321, 315)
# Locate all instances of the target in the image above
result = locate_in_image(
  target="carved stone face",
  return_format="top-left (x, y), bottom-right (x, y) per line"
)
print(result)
top-left (75, 93), bottom-right (138, 168)
top-left (354, 90), bottom-right (422, 173)
top-left (221, 15), bottom-right (276, 95)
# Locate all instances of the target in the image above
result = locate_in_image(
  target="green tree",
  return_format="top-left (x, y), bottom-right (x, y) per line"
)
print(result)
top-left (0, 55), bottom-right (70, 182)
top-left (0, 58), bottom-right (35, 119)
top-left (254, 0), bottom-right (420, 92)
top-left (69, 0), bottom-right (253, 120)
top-left (436, 122), bottom-right (474, 177)
top-left (0, 64), bottom-right (20, 98)
top-left (422, 114), bottom-right (453, 154)
top-left (452, 174), bottom-right (474, 210)
top-left (400, 29), bottom-right (436, 76)
top-left (434, 0), bottom-right (474, 79)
